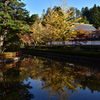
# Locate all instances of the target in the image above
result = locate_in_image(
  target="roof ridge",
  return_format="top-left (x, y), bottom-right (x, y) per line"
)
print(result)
top-left (74, 23), bottom-right (93, 26)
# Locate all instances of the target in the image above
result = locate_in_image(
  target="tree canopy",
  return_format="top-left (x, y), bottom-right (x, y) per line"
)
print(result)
top-left (81, 4), bottom-right (100, 28)
top-left (0, 0), bottom-right (29, 52)
top-left (43, 0), bottom-right (83, 45)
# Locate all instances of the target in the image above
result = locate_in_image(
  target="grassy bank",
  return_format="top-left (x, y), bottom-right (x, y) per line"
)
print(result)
top-left (20, 45), bottom-right (100, 59)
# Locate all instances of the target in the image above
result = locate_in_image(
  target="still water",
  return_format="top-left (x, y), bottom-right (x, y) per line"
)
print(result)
top-left (0, 55), bottom-right (100, 100)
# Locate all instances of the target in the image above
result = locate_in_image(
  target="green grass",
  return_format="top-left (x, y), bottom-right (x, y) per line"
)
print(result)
top-left (21, 46), bottom-right (100, 59)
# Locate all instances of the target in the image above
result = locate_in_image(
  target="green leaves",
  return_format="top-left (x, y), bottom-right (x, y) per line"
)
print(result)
top-left (81, 4), bottom-right (100, 28)
top-left (0, 0), bottom-right (30, 52)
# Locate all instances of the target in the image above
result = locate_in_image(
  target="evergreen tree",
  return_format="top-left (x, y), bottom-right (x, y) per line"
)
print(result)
top-left (97, 6), bottom-right (100, 12)
top-left (78, 16), bottom-right (89, 24)
top-left (89, 4), bottom-right (100, 28)
top-left (30, 14), bottom-right (39, 24)
top-left (70, 8), bottom-right (89, 24)
top-left (75, 8), bottom-right (82, 19)
top-left (81, 7), bottom-right (85, 15)
top-left (81, 4), bottom-right (100, 28)
top-left (0, 0), bottom-right (29, 52)
top-left (82, 7), bottom-right (90, 20)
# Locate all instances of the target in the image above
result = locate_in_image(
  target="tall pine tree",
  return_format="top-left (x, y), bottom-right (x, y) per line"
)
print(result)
top-left (89, 4), bottom-right (100, 28)
top-left (0, 0), bottom-right (29, 52)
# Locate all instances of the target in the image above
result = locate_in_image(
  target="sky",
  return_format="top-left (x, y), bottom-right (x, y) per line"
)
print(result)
top-left (22, 0), bottom-right (100, 17)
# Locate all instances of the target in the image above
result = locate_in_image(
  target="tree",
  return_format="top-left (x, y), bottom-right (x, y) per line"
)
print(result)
top-left (75, 8), bottom-right (89, 24)
top-left (29, 21), bottom-right (44, 46)
top-left (18, 31), bottom-right (37, 45)
top-left (42, 26), bottom-right (59, 46)
top-left (78, 16), bottom-right (89, 24)
top-left (71, 28), bottom-right (89, 45)
top-left (43, 0), bottom-right (83, 45)
top-left (42, 6), bottom-right (63, 26)
top-left (89, 4), bottom-right (100, 28)
top-left (53, 6), bottom-right (63, 16)
top-left (42, 8), bottom-right (60, 46)
top-left (0, 0), bottom-right (29, 52)
top-left (30, 14), bottom-right (39, 24)
top-left (75, 8), bottom-right (82, 19)
top-left (68, 7), bottom-right (75, 21)
top-left (82, 7), bottom-right (90, 21)
top-left (46, 7), bottom-right (52, 15)
top-left (81, 4), bottom-right (100, 28)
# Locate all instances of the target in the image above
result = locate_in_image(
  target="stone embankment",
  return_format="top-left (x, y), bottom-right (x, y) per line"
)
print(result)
top-left (0, 55), bottom-right (24, 65)
top-left (0, 51), bottom-right (24, 65)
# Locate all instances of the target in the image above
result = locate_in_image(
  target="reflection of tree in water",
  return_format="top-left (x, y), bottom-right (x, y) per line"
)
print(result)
top-left (81, 79), bottom-right (100, 93)
top-left (24, 57), bottom-right (82, 100)
top-left (0, 66), bottom-right (34, 100)
top-left (41, 61), bottom-right (82, 100)
top-left (16, 56), bottom-right (100, 99)
top-left (72, 65), bottom-right (100, 93)
top-left (27, 57), bottom-right (100, 99)
top-left (0, 61), bottom-right (21, 70)
top-left (1, 55), bottom-right (100, 100)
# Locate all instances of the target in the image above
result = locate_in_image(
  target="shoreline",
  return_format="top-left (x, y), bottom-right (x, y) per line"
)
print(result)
top-left (0, 55), bottom-right (24, 65)
top-left (22, 50), bottom-right (100, 67)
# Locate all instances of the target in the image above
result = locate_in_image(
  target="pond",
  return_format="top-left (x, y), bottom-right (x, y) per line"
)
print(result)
top-left (0, 55), bottom-right (100, 100)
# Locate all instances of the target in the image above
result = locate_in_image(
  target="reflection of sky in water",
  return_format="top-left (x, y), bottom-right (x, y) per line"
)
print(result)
top-left (24, 77), bottom-right (56, 100)
top-left (24, 77), bottom-right (100, 100)
top-left (70, 87), bottom-right (100, 100)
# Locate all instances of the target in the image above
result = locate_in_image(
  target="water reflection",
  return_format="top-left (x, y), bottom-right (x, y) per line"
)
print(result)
top-left (0, 55), bottom-right (100, 100)
top-left (0, 63), bottom-right (34, 100)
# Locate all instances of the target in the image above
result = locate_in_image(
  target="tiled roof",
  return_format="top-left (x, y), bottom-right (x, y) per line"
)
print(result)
top-left (73, 23), bottom-right (97, 32)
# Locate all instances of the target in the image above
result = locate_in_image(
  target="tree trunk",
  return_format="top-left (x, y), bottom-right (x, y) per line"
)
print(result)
top-left (0, 29), bottom-right (7, 53)
top-left (0, 0), bottom-right (10, 53)
top-left (0, 36), bottom-right (3, 53)
top-left (62, 38), bottom-right (66, 49)
top-left (63, 41), bottom-right (65, 45)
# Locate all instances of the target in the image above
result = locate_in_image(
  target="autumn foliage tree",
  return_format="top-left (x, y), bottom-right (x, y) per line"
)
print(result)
top-left (29, 22), bottom-right (44, 46)
top-left (43, 0), bottom-right (83, 45)
top-left (74, 28), bottom-right (89, 39)
top-left (42, 9), bottom-right (60, 46)
top-left (18, 21), bottom-right (45, 46)
top-left (71, 28), bottom-right (89, 45)
top-left (18, 32), bottom-right (37, 45)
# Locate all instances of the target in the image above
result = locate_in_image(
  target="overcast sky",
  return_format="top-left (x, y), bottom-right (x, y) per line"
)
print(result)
top-left (23, 0), bottom-right (100, 17)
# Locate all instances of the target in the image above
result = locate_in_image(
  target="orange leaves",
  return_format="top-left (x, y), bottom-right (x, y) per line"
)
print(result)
top-left (17, 32), bottom-right (37, 44)
top-left (74, 28), bottom-right (89, 39)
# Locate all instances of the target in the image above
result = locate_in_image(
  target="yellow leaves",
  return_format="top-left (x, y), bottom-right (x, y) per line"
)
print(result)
top-left (47, 0), bottom-right (83, 42)
top-left (78, 84), bottom-right (82, 88)
top-left (46, 68), bottom-right (51, 71)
